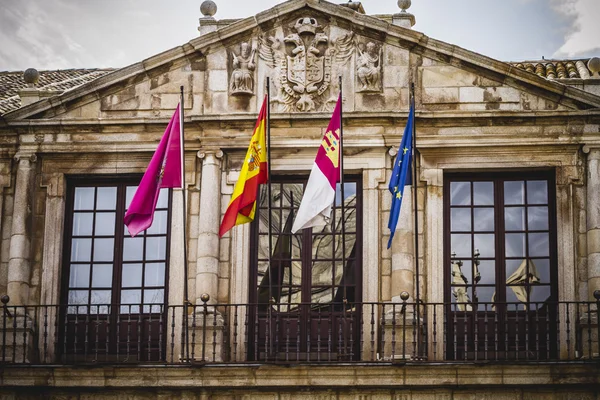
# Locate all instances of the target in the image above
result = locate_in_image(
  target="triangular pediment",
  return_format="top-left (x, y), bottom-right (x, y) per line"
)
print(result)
top-left (4, 0), bottom-right (600, 122)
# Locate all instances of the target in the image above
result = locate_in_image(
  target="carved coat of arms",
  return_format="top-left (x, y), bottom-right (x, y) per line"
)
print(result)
top-left (259, 17), bottom-right (355, 112)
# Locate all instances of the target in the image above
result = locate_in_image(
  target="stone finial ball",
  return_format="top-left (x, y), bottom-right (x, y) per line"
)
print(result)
top-left (0, 295), bottom-right (9, 305)
top-left (588, 57), bottom-right (600, 76)
top-left (398, 0), bottom-right (411, 11)
top-left (200, 293), bottom-right (211, 303)
top-left (23, 68), bottom-right (40, 85)
top-left (200, 0), bottom-right (217, 17)
top-left (400, 291), bottom-right (410, 301)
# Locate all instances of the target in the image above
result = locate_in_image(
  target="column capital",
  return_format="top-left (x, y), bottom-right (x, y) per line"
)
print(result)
top-left (583, 145), bottom-right (600, 159)
top-left (14, 151), bottom-right (37, 164)
top-left (197, 149), bottom-right (223, 160)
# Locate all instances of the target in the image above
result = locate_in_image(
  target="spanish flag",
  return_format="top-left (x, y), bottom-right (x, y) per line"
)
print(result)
top-left (219, 96), bottom-right (268, 237)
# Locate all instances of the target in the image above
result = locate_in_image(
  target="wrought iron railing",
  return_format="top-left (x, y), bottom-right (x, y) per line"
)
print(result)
top-left (1, 293), bottom-right (598, 365)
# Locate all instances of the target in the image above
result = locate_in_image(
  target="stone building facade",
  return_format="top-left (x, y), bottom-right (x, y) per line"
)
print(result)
top-left (1, 0), bottom-right (600, 398)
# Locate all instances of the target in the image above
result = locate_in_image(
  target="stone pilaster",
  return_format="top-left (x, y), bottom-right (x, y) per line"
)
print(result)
top-left (196, 150), bottom-right (223, 305)
top-left (6, 152), bottom-right (36, 306)
top-left (587, 149), bottom-right (600, 300)
top-left (390, 182), bottom-right (415, 301)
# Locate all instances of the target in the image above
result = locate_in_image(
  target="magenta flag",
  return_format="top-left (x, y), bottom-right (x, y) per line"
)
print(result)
top-left (124, 104), bottom-right (182, 237)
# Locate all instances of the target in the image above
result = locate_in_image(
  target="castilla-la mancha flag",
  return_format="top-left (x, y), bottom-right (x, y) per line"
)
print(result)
top-left (292, 95), bottom-right (342, 233)
top-left (219, 96), bottom-right (268, 237)
top-left (124, 104), bottom-right (182, 237)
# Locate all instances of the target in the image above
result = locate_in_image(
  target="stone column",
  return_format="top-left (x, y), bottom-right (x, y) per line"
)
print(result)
top-left (587, 148), bottom-right (600, 300)
top-left (7, 152), bottom-right (36, 306)
top-left (195, 150), bottom-right (223, 305)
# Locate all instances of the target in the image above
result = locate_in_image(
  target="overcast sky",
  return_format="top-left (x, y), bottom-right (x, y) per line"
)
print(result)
top-left (0, 0), bottom-right (598, 72)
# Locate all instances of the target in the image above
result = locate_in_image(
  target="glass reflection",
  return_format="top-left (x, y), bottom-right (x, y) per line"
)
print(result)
top-left (73, 213), bottom-right (93, 236)
top-left (527, 181), bottom-right (547, 204)
top-left (96, 187), bottom-right (117, 210)
top-left (71, 239), bottom-right (92, 262)
top-left (474, 234), bottom-right (495, 257)
top-left (91, 264), bottom-right (113, 287)
top-left (505, 233), bottom-right (526, 257)
top-left (504, 207), bottom-right (525, 231)
top-left (69, 264), bottom-right (90, 288)
top-left (473, 208), bottom-right (494, 231)
top-left (504, 181), bottom-right (525, 205)
top-left (528, 233), bottom-right (549, 257)
top-left (473, 182), bottom-right (493, 205)
top-left (450, 182), bottom-right (470, 206)
top-left (94, 212), bottom-right (116, 236)
top-left (451, 234), bottom-right (471, 257)
top-left (451, 208), bottom-right (471, 232)
top-left (528, 207), bottom-right (548, 230)
top-left (74, 188), bottom-right (94, 210)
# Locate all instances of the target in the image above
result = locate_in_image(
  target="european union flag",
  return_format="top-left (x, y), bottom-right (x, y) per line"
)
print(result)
top-left (387, 103), bottom-right (414, 249)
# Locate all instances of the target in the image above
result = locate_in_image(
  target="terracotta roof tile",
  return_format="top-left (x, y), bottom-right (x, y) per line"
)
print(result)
top-left (0, 68), bottom-right (114, 116)
top-left (510, 59), bottom-right (593, 80)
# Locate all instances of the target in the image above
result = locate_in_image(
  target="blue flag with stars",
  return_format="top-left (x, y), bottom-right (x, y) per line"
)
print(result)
top-left (387, 103), bottom-right (414, 249)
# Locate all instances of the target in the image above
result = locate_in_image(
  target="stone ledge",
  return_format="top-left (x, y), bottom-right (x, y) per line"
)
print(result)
top-left (1, 363), bottom-right (599, 389)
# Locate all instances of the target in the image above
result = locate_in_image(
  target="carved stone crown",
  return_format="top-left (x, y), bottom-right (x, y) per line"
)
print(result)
top-left (294, 17), bottom-right (318, 34)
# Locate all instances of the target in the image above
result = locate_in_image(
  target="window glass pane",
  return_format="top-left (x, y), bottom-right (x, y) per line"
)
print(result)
top-left (534, 259), bottom-right (551, 284)
top-left (122, 264), bottom-right (143, 288)
top-left (451, 234), bottom-right (471, 257)
top-left (504, 207), bottom-right (525, 231)
top-left (72, 213), bottom-right (93, 236)
top-left (91, 264), bottom-right (113, 288)
top-left (506, 286), bottom-right (528, 306)
top-left (335, 182), bottom-right (357, 206)
top-left (71, 238), bottom-right (92, 262)
top-left (146, 237), bottom-right (166, 260)
top-left (93, 238), bottom-right (114, 262)
top-left (504, 181), bottom-right (525, 205)
top-left (69, 264), bottom-right (90, 288)
top-left (528, 207), bottom-right (548, 230)
top-left (505, 259), bottom-right (541, 284)
top-left (450, 260), bottom-right (472, 285)
top-left (126, 186), bottom-right (138, 209)
top-left (147, 210), bottom-right (168, 235)
top-left (144, 263), bottom-right (165, 287)
top-left (473, 286), bottom-right (495, 304)
top-left (473, 182), bottom-right (493, 205)
top-left (312, 261), bottom-right (333, 286)
top-left (451, 208), bottom-right (471, 232)
top-left (312, 234), bottom-right (333, 260)
top-left (90, 290), bottom-right (111, 306)
top-left (529, 232), bottom-right (549, 257)
top-left (473, 208), bottom-right (494, 232)
top-left (476, 259), bottom-right (495, 285)
top-left (74, 187), bottom-right (95, 210)
top-left (96, 187), bottom-right (117, 210)
top-left (450, 182), bottom-right (470, 206)
top-left (68, 290), bottom-right (89, 305)
top-left (143, 289), bottom-right (164, 306)
top-left (530, 285), bottom-right (551, 303)
top-left (527, 181), bottom-right (547, 205)
top-left (94, 212), bottom-right (116, 235)
top-left (311, 288), bottom-right (333, 305)
top-left (120, 290), bottom-right (141, 313)
top-left (474, 234), bottom-right (495, 257)
top-left (156, 188), bottom-right (169, 209)
top-left (123, 237), bottom-right (144, 261)
top-left (505, 233), bottom-right (526, 257)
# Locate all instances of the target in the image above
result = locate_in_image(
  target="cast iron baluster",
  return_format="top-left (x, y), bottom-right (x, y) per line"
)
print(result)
top-left (483, 303), bottom-right (488, 361)
top-left (232, 305), bottom-right (238, 362)
top-left (452, 304), bottom-right (457, 360)
top-left (556, 302), bottom-right (561, 362)
top-left (243, 305), bottom-right (249, 361)
top-left (317, 306), bottom-right (322, 362)
top-left (296, 306), bottom-right (301, 362)
top-left (412, 302), bottom-right (417, 360)
top-left (380, 304), bottom-right (386, 361)
top-left (391, 303), bottom-right (396, 360)
top-left (43, 306), bottom-right (48, 364)
top-left (474, 303), bottom-right (479, 361)
top-left (285, 307), bottom-right (290, 362)
top-left (587, 302), bottom-right (592, 359)
top-left (147, 310), bottom-right (153, 361)
top-left (1, 296), bottom-right (8, 362)
top-left (55, 305), bottom-right (61, 364)
top-left (158, 306), bottom-right (163, 361)
top-left (181, 305), bottom-right (186, 363)
top-left (212, 306), bottom-right (218, 362)
top-left (504, 303), bottom-right (508, 360)
top-left (370, 303), bottom-right (375, 361)
top-left (93, 307), bottom-right (99, 363)
top-left (546, 302), bottom-right (551, 360)
top-left (275, 302), bottom-right (281, 361)
top-left (443, 303), bottom-right (448, 361)
top-left (515, 304), bottom-right (520, 361)
top-left (432, 303), bottom-right (437, 361)
top-left (169, 307), bottom-right (176, 363)
top-left (126, 307), bottom-right (133, 362)
top-left (348, 304), bottom-right (354, 360)
top-left (306, 306), bottom-right (311, 362)
top-left (596, 291), bottom-right (600, 360)
top-left (223, 306), bottom-right (229, 363)
top-left (360, 305), bottom-right (364, 361)
top-left (338, 305), bottom-right (343, 360)
top-left (525, 301), bottom-right (530, 360)
top-left (534, 303), bottom-right (540, 360)
top-left (265, 305), bottom-right (270, 362)
top-left (327, 304), bottom-right (332, 361)
top-left (462, 307), bottom-right (467, 361)
top-left (201, 294), bottom-right (209, 362)
top-left (401, 296), bottom-right (407, 360)
top-left (22, 306), bottom-right (28, 364)
top-left (84, 306), bottom-right (90, 361)
top-left (191, 305), bottom-right (197, 361)
top-left (105, 306), bottom-right (110, 363)
top-left (254, 304), bottom-right (259, 362)
top-left (421, 303), bottom-right (428, 360)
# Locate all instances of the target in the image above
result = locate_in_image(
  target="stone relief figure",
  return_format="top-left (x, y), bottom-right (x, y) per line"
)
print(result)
top-left (259, 17), bottom-right (355, 112)
top-left (356, 42), bottom-right (382, 92)
top-left (230, 41), bottom-right (257, 95)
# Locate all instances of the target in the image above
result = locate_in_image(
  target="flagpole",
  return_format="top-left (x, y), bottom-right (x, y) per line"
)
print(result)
top-left (266, 78), bottom-right (274, 359)
top-left (410, 82), bottom-right (421, 358)
top-left (338, 76), bottom-right (347, 303)
top-left (179, 85), bottom-right (190, 361)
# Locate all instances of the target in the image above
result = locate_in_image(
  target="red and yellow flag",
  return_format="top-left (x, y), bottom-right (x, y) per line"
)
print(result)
top-left (219, 96), bottom-right (268, 237)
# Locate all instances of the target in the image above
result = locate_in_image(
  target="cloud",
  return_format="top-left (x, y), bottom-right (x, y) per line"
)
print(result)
top-left (553, 0), bottom-right (600, 58)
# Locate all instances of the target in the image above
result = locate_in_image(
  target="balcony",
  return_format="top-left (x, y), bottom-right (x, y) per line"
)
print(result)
top-left (1, 294), bottom-right (598, 366)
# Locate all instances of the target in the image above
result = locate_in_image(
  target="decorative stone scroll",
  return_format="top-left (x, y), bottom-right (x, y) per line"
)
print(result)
top-left (259, 16), bottom-right (355, 112)
top-left (229, 41), bottom-right (257, 96)
top-left (356, 41), bottom-right (382, 93)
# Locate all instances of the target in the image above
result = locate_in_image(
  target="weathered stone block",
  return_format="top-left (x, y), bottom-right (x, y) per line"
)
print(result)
top-left (422, 88), bottom-right (459, 104)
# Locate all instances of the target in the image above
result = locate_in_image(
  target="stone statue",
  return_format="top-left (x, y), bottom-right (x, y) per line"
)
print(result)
top-left (230, 41), bottom-right (257, 95)
top-left (356, 42), bottom-right (382, 92)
